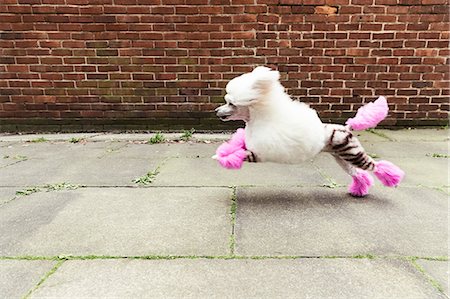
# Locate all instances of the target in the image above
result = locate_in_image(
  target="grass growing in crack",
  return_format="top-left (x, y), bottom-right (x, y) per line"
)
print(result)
top-left (180, 128), bottom-right (195, 141)
top-left (43, 182), bottom-right (81, 191)
top-left (69, 137), bottom-right (85, 143)
top-left (367, 129), bottom-right (393, 141)
top-left (426, 153), bottom-right (450, 158)
top-left (29, 137), bottom-right (48, 143)
top-left (323, 181), bottom-right (339, 189)
top-left (352, 254), bottom-right (376, 259)
top-left (3, 155), bottom-right (27, 161)
top-left (22, 260), bottom-right (64, 299)
top-left (2, 254), bottom-right (390, 262)
top-left (368, 153), bottom-right (379, 159)
top-left (133, 168), bottom-right (160, 185)
top-left (15, 183), bottom-right (81, 197)
top-left (147, 132), bottom-right (166, 144)
top-left (411, 259), bottom-right (445, 294)
top-left (16, 187), bottom-right (41, 196)
top-left (229, 187), bottom-right (237, 255)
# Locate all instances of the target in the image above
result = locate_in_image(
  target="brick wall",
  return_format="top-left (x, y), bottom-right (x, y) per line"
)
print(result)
top-left (0, 0), bottom-right (449, 132)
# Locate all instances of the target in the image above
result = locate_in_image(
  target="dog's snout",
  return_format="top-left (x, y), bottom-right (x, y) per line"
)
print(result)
top-left (215, 106), bottom-right (232, 120)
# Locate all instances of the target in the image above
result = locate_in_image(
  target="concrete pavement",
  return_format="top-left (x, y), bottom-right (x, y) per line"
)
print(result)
top-left (0, 129), bottom-right (448, 298)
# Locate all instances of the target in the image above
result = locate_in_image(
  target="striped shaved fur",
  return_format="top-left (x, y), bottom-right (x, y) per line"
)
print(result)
top-left (324, 124), bottom-right (376, 172)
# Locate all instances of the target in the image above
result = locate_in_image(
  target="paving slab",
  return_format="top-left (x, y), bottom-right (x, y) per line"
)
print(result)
top-left (0, 141), bottom-right (127, 159)
top-left (0, 141), bottom-right (18, 148)
top-left (115, 142), bottom-right (219, 159)
top-left (235, 186), bottom-right (448, 256)
top-left (0, 260), bottom-right (57, 299)
top-left (30, 258), bottom-right (444, 299)
top-left (354, 130), bottom-right (391, 142)
top-left (0, 133), bottom-right (101, 142)
top-left (377, 129), bottom-right (450, 142)
top-left (0, 156), bottom-right (25, 168)
top-left (0, 155), bottom-right (162, 187)
top-left (154, 157), bottom-right (327, 187)
top-left (89, 133), bottom-right (230, 142)
top-left (0, 187), bottom-right (17, 204)
top-left (416, 259), bottom-right (450, 296)
top-left (364, 141), bottom-right (448, 159)
top-left (393, 158), bottom-right (449, 187)
top-left (312, 153), bottom-right (449, 188)
top-left (0, 187), bottom-right (231, 256)
top-left (311, 153), bottom-right (358, 186)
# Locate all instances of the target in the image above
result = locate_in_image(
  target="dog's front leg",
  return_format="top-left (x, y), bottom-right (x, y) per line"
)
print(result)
top-left (244, 150), bottom-right (258, 163)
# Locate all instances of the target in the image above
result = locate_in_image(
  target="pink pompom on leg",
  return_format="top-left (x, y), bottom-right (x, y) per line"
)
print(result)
top-left (373, 160), bottom-right (405, 187)
top-left (214, 128), bottom-right (247, 169)
top-left (349, 169), bottom-right (374, 197)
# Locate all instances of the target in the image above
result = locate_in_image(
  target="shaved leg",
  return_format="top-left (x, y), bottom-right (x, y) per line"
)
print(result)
top-left (324, 124), bottom-right (375, 171)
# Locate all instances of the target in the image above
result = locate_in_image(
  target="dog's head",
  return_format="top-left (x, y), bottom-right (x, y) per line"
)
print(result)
top-left (215, 66), bottom-right (281, 121)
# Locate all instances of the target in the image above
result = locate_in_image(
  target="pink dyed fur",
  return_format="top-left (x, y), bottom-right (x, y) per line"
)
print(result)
top-left (346, 96), bottom-right (388, 131)
top-left (349, 170), bottom-right (374, 197)
top-left (374, 160), bottom-right (405, 187)
top-left (215, 128), bottom-right (247, 169)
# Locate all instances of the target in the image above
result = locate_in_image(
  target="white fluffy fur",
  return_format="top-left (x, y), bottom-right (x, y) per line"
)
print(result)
top-left (224, 66), bottom-right (326, 163)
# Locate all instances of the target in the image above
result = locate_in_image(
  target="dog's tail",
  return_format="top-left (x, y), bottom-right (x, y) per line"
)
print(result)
top-left (345, 96), bottom-right (388, 131)
top-left (345, 96), bottom-right (405, 188)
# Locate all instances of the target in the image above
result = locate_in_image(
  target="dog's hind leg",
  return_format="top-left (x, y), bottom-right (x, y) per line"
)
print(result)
top-left (324, 124), bottom-right (404, 189)
top-left (324, 124), bottom-right (376, 171)
top-left (331, 153), bottom-right (374, 197)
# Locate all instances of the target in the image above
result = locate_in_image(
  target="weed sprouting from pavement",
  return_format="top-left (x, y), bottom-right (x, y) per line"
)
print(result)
top-left (15, 183), bottom-right (81, 197)
top-left (15, 187), bottom-right (41, 196)
top-left (69, 137), bottom-right (85, 143)
top-left (180, 128), bottom-right (195, 141)
top-left (426, 153), bottom-right (449, 158)
top-left (148, 132), bottom-right (166, 144)
top-left (133, 168), bottom-right (160, 185)
top-left (323, 181), bottom-right (339, 189)
top-left (3, 155), bottom-right (27, 161)
top-left (368, 153), bottom-right (379, 159)
top-left (43, 182), bottom-right (81, 191)
top-left (30, 137), bottom-right (48, 143)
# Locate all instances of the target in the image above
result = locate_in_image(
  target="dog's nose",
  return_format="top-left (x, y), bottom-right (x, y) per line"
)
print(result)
top-left (216, 109), bottom-right (230, 119)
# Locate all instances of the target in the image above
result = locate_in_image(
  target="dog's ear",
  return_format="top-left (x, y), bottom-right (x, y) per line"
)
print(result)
top-left (252, 68), bottom-right (280, 94)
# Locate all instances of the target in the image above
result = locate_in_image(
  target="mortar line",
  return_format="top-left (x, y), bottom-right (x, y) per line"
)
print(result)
top-left (2, 254), bottom-right (448, 261)
top-left (229, 186), bottom-right (237, 256)
top-left (311, 161), bottom-right (342, 188)
top-left (366, 128), bottom-right (394, 141)
top-left (22, 260), bottom-right (65, 299)
top-left (0, 184), bottom-right (445, 189)
top-left (410, 258), bottom-right (447, 297)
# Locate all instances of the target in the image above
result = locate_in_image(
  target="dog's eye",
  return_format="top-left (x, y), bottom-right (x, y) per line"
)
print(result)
top-left (229, 103), bottom-right (235, 107)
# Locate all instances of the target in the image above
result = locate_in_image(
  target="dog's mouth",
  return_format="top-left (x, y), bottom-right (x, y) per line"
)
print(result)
top-left (216, 111), bottom-right (232, 121)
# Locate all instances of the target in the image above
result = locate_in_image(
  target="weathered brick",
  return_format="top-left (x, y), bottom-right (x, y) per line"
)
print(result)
top-left (0, 1), bottom-right (446, 129)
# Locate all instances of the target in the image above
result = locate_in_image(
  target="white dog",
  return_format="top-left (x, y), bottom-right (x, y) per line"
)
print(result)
top-left (215, 66), bottom-right (404, 196)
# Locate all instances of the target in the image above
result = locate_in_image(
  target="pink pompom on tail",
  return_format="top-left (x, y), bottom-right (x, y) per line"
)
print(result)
top-left (346, 96), bottom-right (389, 131)
top-left (214, 128), bottom-right (247, 169)
top-left (349, 170), bottom-right (374, 197)
top-left (373, 160), bottom-right (405, 187)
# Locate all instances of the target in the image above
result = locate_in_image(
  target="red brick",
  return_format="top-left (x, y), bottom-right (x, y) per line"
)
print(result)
top-left (0, 0), bottom-right (446, 127)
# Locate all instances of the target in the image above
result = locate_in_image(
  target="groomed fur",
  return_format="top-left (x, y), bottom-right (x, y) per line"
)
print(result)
top-left (225, 67), bottom-right (327, 164)
top-left (215, 66), bottom-right (404, 196)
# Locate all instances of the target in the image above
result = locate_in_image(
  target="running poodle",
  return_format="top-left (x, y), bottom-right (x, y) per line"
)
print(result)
top-left (214, 66), bottom-right (404, 197)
